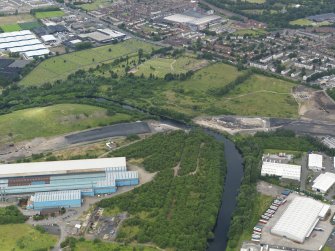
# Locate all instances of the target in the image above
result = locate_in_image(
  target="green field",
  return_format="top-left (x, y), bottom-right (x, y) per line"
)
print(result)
top-left (20, 39), bottom-right (158, 86)
top-left (226, 194), bottom-right (272, 251)
top-left (289, 18), bottom-right (330, 27)
top-left (134, 56), bottom-right (207, 78)
top-left (19, 21), bottom-right (41, 30)
top-left (34, 11), bottom-right (65, 19)
top-left (146, 63), bottom-right (299, 118)
top-left (233, 28), bottom-right (267, 36)
top-left (0, 224), bottom-right (57, 251)
top-left (0, 24), bottom-right (22, 32)
top-left (0, 104), bottom-right (133, 143)
top-left (80, 0), bottom-right (112, 11)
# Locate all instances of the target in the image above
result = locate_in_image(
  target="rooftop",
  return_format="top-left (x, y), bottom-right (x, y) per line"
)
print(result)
top-left (0, 157), bottom-right (127, 178)
top-left (32, 190), bottom-right (81, 202)
top-left (312, 172), bottom-right (335, 192)
top-left (308, 153), bottom-right (323, 168)
top-left (261, 161), bottom-right (301, 181)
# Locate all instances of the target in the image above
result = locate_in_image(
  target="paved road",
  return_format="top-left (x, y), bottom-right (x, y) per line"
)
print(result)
top-left (65, 121), bottom-right (151, 144)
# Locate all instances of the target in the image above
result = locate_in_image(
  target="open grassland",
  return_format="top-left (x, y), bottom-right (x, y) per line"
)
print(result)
top-left (233, 28), bottom-right (267, 36)
top-left (289, 18), bottom-right (330, 27)
top-left (80, 0), bottom-right (112, 11)
top-left (0, 14), bottom-right (35, 25)
top-left (34, 11), bottom-right (65, 19)
top-left (0, 104), bottom-right (133, 143)
top-left (226, 194), bottom-right (273, 251)
top-left (20, 39), bottom-right (158, 86)
top-left (0, 224), bottom-right (57, 251)
top-left (75, 241), bottom-right (159, 251)
top-left (149, 63), bottom-right (298, 118)
top-left (0, 24), bottom-right (21, 32)
top-left (134, 56), bottom-right (207, 78)
top-left (19, 21), bottom-right (41, 30)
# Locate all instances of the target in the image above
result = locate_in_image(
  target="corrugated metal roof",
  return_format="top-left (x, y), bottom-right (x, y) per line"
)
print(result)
top-left (23, 49), bottom-right (50, 58)
top-left (312, 172), bottom-right (335, 192)
top-left (271, 197), bottom-right (327, 243)
top-left (308, 154), bottom-right (323, 168)
top-left (261, 161), bottom-right (301, 181)
top-left (33, 189), bottom-right (81, 202)
top-left (0, 39), bottom-right (42, 49)
top-left (0, 30), bottom-right (32, 39)
top-left (0, 34), bottom-right (37, 44)
top-left (9, 44), bottom-right (47, 53)
top-left (0, 157), bottom-right (127, 177)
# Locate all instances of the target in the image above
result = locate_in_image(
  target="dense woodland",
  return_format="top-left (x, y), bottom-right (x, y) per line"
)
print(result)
top-left (97, 131), bottom-right (225, 251)
top-left (205, 0), bottom-right (335, 27)
top-left (0, 205), bottom-right (26, 224)
top-left (227, 129), bottom-right (334, 248)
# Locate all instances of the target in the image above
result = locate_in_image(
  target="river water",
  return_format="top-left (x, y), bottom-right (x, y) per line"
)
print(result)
top-left (94, 97), bottom-right (245, 251)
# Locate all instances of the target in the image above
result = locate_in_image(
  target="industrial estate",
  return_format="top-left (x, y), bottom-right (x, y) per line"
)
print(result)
top-left (1, 0), bottom-right (335, 251)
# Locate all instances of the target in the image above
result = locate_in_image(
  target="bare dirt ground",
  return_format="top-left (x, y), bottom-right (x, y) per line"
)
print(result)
top-left (294, 85), bottom-right (335, 122)
top-left (257, 181), bottom-right (284, 197)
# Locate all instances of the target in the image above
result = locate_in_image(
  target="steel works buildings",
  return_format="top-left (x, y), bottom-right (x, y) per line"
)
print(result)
top-left (0, 157), bottom-right (139, 210)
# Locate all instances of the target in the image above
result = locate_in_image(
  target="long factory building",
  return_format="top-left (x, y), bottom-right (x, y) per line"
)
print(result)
top-left (0, 30), bottom-right (50, 59)
top-left (0, 157), bottom-right (139, 209)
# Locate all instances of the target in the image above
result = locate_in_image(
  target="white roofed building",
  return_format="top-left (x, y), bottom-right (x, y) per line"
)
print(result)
top-left (261, 161), bottom-right (301, 181)
top-left (308, 153), bottom-right (324, 171)
top-left (41, 34), bottom-right (57, 44)
top-left (271, 197), bottom-right (330, 243)
top-left (312, 172), bottom-right (335, 193)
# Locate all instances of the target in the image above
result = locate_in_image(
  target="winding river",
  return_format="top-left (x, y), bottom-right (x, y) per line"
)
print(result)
top-left (94, 97), bottom-right (245, 251)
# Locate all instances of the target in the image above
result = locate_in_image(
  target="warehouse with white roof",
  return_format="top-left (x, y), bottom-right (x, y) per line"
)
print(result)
top-left (312, 172), bottom-right (335, 193)
top-left (271, 197), bottom-right (330, 243)
top-left (0, 30), bottom-right (50, 59)
top-left (261, 161), bottom-right (301, 181)
top-left (308, 153), bottom-right (324, 171)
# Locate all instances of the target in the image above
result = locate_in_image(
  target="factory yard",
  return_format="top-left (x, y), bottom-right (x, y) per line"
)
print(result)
top-left (260, 193), bottom-right (334, 251)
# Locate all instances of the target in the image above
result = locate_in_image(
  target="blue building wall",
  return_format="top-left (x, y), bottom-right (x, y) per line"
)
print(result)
top-left (33, 198), bottom-right (82, 210)
top-left (94, 187), bottom-right (117, 194)
top-left (116, 178), bottom-right (139, 187)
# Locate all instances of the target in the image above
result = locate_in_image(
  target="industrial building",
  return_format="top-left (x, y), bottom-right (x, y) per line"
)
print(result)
top-left (312, 172), bottom-right (335, 193)
top-left (163, 13), bottom-right (222, 31)
top-left (0, 30), bottom-right (50, 59)
top-left (27, 190), bottom-right (82, 210)
top-left (308, 153), bottom-right (324, 171)
top-left (0, 157), bottom-right (138, 197)
top-left (79, 28), bottom-right (126, 43)
top-left (271, 197), bottom-right (330, 243)
top-left (261, 161), bottom-right (301, 181)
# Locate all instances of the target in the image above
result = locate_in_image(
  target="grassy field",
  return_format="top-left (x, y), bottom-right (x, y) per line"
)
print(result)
top-left (233, 28), bottom-right (267, 36)
top-left (146, 63), bottom-right (299, 118)
top-left (226, 194), bottom-right (273, 251)
top-left (289, 18), bottom-right (330, 27)
top-left (75, 241), bottom-right (159, 251)
top-left (0, 14), bottom-right (35, 25)
top-left (19, 21), bottom-right (41, 30)
top-left (0, 104), bottom-right (133, 143)
top-left (80, 0), bottom-right (112, 11)
top-left (134, 56), bottom-right (207, 78)
top-left (20, 39), bottom-right (158, 86)
top-left (0, 24), bottom-right (22, 32)
top-left (34, 11), bottom-right (65, 19)
top-left (0, 224), bottom-right (57, 251)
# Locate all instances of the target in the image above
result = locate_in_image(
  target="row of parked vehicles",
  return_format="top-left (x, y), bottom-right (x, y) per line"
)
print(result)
top-left (252, 192), bottom-right (289, 242)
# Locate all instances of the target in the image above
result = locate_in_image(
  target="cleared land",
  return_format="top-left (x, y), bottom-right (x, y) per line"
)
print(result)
top-left (0, 14), bottom-right (35, 25)
top-left (34, 11), bottom-right (65, 19)
top-left (245, 0), bottom-right (265, 3)
top-left (20, 39), bottom-right (158, 86)
top-left (150, 63), bottom-right (298, 118)
top-left (0, 104), bottom-right (133, 144)
top-left (0, 224), bottom-right (57, 251)
top-left (1, 24), bottom-right (21, 32)
top-left (233, 28), bottom-right (267, 36)
top-left (134, 56), bottom-right (207, 78)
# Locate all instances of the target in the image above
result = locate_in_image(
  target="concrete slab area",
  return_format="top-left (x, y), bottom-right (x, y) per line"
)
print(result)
top-left (260, 193), bottom-right (334, 251)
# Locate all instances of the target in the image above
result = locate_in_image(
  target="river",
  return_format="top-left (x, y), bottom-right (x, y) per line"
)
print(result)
top-left (94, 97), bottom-right (245, 251)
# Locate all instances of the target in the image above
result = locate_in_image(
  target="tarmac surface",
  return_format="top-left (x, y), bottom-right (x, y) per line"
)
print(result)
top-left (65, 122), bottom-right (151, 144)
